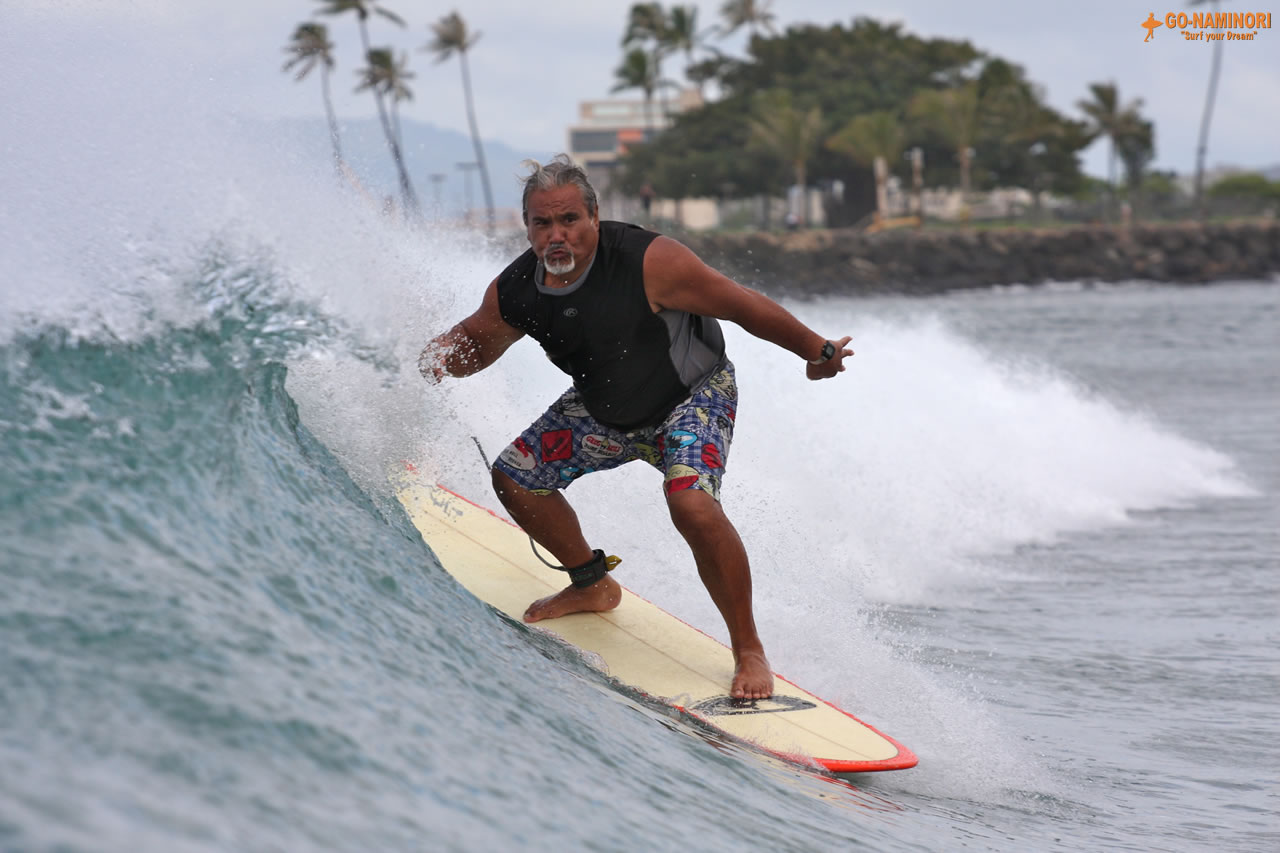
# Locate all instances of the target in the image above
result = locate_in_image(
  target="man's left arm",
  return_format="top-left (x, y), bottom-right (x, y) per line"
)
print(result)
top-left (643, 236), bottom-right (852, 380)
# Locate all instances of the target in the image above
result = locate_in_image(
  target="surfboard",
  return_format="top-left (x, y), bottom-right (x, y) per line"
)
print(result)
top-left (396, 472), bottom-right (917, 774)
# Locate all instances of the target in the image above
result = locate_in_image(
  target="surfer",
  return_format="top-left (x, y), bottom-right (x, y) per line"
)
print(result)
top-left (420, 155), bottom-right (852, 699)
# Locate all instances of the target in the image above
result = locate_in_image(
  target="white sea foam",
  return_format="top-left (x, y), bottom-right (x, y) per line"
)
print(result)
top-left (2, 3), bottom-right (1262, 820)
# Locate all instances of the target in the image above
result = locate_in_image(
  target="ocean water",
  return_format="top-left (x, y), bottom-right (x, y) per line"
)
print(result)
top-left (4, 7), bottom-right (1280, 853)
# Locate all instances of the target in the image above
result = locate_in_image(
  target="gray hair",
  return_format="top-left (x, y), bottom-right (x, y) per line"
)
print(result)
top-left (520, 154), bottom-right (598, 224)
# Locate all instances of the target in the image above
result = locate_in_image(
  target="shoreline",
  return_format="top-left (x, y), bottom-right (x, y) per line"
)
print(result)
top-left (675, 220), bottom-right (1280, 297)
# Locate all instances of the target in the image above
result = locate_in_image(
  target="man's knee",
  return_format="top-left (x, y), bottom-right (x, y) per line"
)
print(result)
top-left (666, 487), bottom-right (722, 534)
top-left (492, 465), bottom-right (522, 505)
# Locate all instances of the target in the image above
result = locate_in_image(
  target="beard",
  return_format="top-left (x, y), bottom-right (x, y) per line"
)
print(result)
top-left (543, 243), bottom-right (576, 276)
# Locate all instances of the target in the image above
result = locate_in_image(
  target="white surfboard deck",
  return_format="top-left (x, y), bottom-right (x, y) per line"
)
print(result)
top-left (396, 474), bottom-right (917, 774)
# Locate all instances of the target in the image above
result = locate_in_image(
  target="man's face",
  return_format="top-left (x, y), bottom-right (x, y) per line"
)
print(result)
top-left (525, 185), bottom-right (599, 281)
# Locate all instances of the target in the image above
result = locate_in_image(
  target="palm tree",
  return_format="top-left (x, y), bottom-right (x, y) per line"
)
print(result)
top-left (827, 112), bottom-right (906, 225)
top-left (998, 88), bottom-right (1068, 220)
top-left (315, 0), bottom-right (419, 216)
top-left (1077, 81), bottom-right (1144, 220)
top-left (425, 11), bottom-right (495, 234)
top-left (1191, 0), bottom-right (1227, 219)
top-left (666, 4), bottom-right (712, 72)
top-left (910, 84), bottom-right (981, 199)
top-left (719, 0), bottom-right (777, 37)
top-left (282, 22), bottom-right (344, 173)
top-left (1116, 118), bottom-right (1156, 219)
top-left (747, 89), bottom-right (824, 224)
top-left (624, 3), bottom-right (674, 121)
top-left (612, 47), bottom-right (664, 134)
top-left (357, 48), bottom-right (414, 153)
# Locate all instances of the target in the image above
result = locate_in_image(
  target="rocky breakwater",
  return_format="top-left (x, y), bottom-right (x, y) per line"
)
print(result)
top-left (679, 220), bottom-right (1280, 296)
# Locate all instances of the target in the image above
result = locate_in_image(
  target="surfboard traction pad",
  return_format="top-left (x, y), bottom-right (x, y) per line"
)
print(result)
top-left (396, 474), bottom-right (917, 774)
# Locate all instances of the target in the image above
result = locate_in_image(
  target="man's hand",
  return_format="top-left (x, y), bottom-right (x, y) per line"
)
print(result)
top-left (417, 340), bottom-right (449, 384)
top-left (805, 336), bottom-right (853, 380)
top-left (418, 277), bottom-right (525, 383)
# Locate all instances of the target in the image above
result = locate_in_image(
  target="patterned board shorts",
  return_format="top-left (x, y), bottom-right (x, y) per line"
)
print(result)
top-left (493, 361), bottom-right (739, 501)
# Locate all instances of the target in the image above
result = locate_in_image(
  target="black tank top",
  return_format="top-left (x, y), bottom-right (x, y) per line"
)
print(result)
top-left (496, 221), bottom-right (725, 430)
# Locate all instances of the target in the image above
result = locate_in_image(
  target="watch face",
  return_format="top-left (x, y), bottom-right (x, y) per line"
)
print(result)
top-left (822, 341), bottom-right (835, 361)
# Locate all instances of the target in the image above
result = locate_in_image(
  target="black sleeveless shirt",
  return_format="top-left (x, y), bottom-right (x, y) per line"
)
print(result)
top-left (496, 221), bottom-right (725, 430)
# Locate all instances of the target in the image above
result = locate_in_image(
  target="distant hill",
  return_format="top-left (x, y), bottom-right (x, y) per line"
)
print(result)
top-left (261, 116), bottom-right (557, 216)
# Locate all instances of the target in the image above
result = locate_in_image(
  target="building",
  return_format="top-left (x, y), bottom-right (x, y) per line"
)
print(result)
top-left (566, 89), bottom-right (704, 195)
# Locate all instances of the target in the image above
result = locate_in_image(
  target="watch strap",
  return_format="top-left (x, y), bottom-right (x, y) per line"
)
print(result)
top-left (810, 340), bottom-right (836, 364)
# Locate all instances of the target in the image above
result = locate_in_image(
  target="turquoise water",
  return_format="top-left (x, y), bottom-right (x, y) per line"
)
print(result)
top-left (4, 6), bottom-right (1279, 850)
top-left (4, 248), bottom-right (1275, 852)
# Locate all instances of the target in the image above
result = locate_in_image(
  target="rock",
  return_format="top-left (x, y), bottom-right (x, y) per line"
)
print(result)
top-left (677, 221), bottom-right (1279, 295)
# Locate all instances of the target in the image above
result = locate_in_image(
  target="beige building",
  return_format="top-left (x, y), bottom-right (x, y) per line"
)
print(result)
top-left (566, 89), bottom-right (703, 197)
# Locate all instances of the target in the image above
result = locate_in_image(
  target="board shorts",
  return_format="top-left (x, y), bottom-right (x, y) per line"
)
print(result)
top-left (493, 361), bottom-right (739, 502)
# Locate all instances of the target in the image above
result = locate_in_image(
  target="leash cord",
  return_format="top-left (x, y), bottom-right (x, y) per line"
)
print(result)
top-left (471, 436), bottom-right (562, 570)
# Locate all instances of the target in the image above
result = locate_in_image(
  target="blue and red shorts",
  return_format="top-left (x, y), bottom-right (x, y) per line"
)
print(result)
top-left (493, 361), bottom-right (739, 501)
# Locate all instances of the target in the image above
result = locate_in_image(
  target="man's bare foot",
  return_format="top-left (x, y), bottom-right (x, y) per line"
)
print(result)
top-left (731, 649), bottom-right (774, 699)
top-left (523, 575), bottom-right (622, 623)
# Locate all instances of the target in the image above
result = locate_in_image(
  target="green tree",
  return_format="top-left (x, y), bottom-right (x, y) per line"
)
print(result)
top-left (425, 11), bottom-right (495, 234)
top-left (282, 22), bottom-right (344, 173)
top-left (909, 84), bottom-right (980, 198)
top-left (827, 111), bottom-right (905, 222)
top-left (612, 47), bottom-right (669, 133)
top-left (357, 48), bottom-right (414, 148)
top-left (1116, 117), bottom-right (1155, 215)
top-left (1077, 81), bottom-right (1146, 219)
top-left (617, 18), bottom-right (1088, 224)
top-left (1190, 0), bottom-right (1229, 218)
top-left (719, 0), bottom-right (777, 37)
top-left (1207, 172), bottom-right (1280, 201)
top-left (316, 0), bottom-right (419, 216)
top-left (665, 4), bottom-right (717, 92)
top-left (624, 3), bottom-right (675, 120)
top-left (746, 89), bottom-right (824, 222)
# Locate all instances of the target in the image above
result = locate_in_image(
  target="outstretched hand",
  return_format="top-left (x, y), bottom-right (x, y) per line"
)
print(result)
top-left (805, 336), bottom-right (854, 380)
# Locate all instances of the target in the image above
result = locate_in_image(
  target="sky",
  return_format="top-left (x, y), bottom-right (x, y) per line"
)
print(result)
top-left (11, 0), bottom-right (1280, 181)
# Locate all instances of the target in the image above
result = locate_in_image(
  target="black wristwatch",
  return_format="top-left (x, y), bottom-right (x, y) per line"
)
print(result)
top-left (809, 340), bottom-right (836, 364)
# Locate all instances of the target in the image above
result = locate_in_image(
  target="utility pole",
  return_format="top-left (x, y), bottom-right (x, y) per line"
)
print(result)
top-left (427, 173), bottom-right (447, 214)
top-left (904, 147), bottom-right (924, 224)
top-left (456, 161), bottom-right (479, 227)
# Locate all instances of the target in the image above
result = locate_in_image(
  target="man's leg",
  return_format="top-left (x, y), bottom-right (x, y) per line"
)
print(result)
top-left (666, 487), bottom-right (773, 700)
top-left (491, 467), bottom-right (621, 622)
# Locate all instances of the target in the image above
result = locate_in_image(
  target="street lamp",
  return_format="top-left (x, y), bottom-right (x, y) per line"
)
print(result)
top-left (456, 161), bottom-right (479, 226)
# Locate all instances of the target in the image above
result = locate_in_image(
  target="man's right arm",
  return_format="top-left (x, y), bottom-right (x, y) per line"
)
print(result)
top-left (419, 277), bottom-right (524, 382)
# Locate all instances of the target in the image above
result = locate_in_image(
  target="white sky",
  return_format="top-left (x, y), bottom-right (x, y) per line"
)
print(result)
top-left (10, 0), bottom-right (1280, 178)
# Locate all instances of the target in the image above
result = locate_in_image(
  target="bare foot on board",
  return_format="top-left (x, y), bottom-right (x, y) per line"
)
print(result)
top-left (523, 575), bottom-right (622, 623)
top-left (731, 649), bottom-right (774, 700)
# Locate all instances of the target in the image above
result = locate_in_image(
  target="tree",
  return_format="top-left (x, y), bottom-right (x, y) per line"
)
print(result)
top-left (746, 90), bottom-right (824, 223)
top-left (719, 0), bottom-right (777, 37)
top-left (612, 47), bottom-right (668, 133)
top-left (1077, 81), bottom-right (1145, 220)
top-left (827, 112), bottom-right (905, 223)
top-left (616, 19), bottom-right (1089, 225)
top-left (1116, 117), bottom-right (1155, 217)
top-left (665, 4), bottom-right (718, 92)
top-left (282, 22), bottom-right (344, 173)
top-left (1191, 0), bottom-right (1228, 219)
top-left (315, 0), bottom-right (420, 216)
top-left (425, 11), bottom-right (495, 234)
top-left (623, 3), bottom-right (675, 121)
top-left (909, 84), bottom-right (980, 198)
top-left (357, 48), bottom-right (414, 150)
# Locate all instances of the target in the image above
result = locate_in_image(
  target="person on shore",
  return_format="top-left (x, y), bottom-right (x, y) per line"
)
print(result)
top-left (419, 155), bottom-right (852, 699)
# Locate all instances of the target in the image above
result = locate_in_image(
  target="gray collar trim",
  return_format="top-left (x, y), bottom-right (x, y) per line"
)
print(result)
top-left (534, 250), bottom-right (597, 295)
